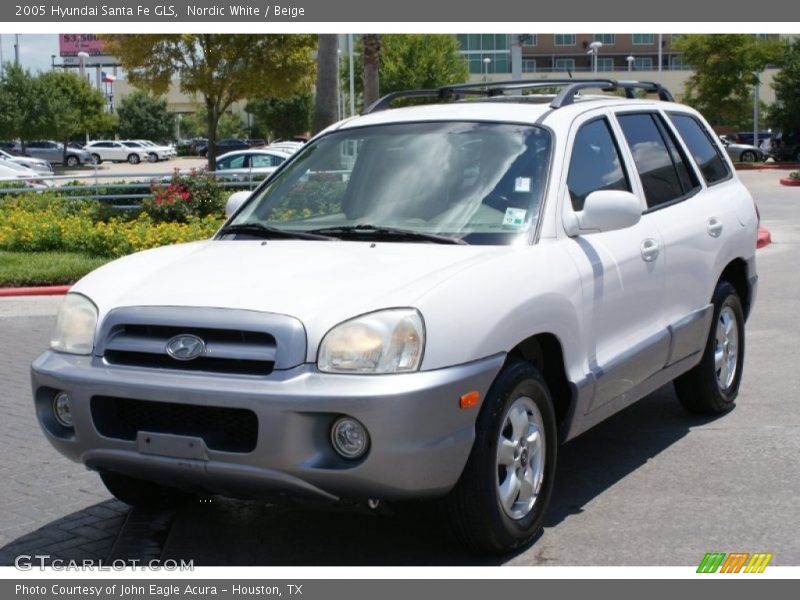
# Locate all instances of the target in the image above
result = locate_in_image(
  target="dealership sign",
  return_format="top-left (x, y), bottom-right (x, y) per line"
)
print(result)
top-left (59, 34), bottom-right (106, 56)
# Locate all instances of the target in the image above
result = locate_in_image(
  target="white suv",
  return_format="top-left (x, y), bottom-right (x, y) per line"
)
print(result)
top-left (31, 79), bottom-right (758, 555)
top-left (84, 140), bottom-right (149, 165)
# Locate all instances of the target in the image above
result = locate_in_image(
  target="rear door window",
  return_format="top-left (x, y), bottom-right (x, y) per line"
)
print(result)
top-left (617, 113), bottom-right (700, 209)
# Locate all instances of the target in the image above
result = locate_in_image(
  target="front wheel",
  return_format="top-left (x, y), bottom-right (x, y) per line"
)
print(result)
top-left (443, 359), bottom-right (557, 554)
top-left (148, 152), bottom-right (158, 163)
top-left (65, 155), bottom-right (79, 167)
top-left (91, 154), bottom-right (102, 165)
top-left (674, 281), bottom-right (745, 415)
top-left (127, 153), bottom-right (141, 165)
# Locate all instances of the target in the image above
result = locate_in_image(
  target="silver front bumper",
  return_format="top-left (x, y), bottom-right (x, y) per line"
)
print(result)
top-left (31, 352), bottom-right (505, 501)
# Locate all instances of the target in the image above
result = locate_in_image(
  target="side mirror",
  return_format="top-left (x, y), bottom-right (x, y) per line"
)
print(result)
top-left (225, 191), bottom-right (251, 218)
top-left (565, 190), bottom-right (642, 236)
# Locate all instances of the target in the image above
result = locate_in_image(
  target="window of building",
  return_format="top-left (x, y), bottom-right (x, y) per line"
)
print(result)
top-left (567, 118), bottom-right (630, 212)
top-left (668, 113), bottom-right (731, 185)
top-left (617, 113), bottom-right (700, 209)
top-left (554, 58), bottom-right (575, 72)
top-left (633, 57), bottom-right (653, 70)
top-left (522, 59), bottom-right (537, 73)
top-left (523, 35), bottom-right (537, 46)
top-left (632, 34), bottom-right (654, 45)
top-left (596, 57), bottom-right (614, 72)
top-left (458, 34), bottom-right (511, 75)
top-left (555, 34), bottom-right (576, 46)
top-left (593, 34), bottom-right (616, 45)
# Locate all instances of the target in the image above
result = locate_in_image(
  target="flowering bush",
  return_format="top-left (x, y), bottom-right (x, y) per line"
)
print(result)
top-left (143, 169), bottom-right (226, 222)
top-left (0, 194), bottom-right (223, 258)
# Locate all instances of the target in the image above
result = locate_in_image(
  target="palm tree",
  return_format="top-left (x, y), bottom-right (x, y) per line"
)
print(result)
top-left (313, 34), bottom-right (339, 134)
top-left (362, 34), bottom-right (381, 108)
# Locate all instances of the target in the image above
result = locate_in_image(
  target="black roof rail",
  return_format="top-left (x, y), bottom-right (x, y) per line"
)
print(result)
top-left (362, 78), bottom-right (675, 114)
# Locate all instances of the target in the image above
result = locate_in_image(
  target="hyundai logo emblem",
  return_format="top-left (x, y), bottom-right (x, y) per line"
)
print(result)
top-left (165, 334), bottom-right (206, 361)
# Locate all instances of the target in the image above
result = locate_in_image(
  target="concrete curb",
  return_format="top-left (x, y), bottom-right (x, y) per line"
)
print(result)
top-left (735, 163), bottom-right (800, 171)
top-left (779, 177), bottom-right (800, 187)
top-left (0, 285), bottom-right (70, 298)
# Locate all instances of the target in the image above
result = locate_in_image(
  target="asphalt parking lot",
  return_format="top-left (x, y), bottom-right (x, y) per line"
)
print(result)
top-left (56, 156), bottom-right (207, 182)
top-left (1, 169), bottom-right (798, 566)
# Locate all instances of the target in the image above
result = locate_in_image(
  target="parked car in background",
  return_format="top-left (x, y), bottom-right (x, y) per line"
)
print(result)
top-left (204, 138), bottom-right (250, 157)
top-left (0, 161), bottom-right (50, 188)
top-left (718, 137), bottom-right (765, 163)
top-left (245, 139), bottom-right (267, 148)
top-left (189, 138), bottom-right (208, 156)
top-left (266, 140), bottom-right (305, 155)
top-left (0, 149), bottom-right (53, 175)
top-left (135, 140), bottom-right (177, 159)
top-left (118, 140), bottom-right (174, 162)
top-left (84, 141), bottom-right (149, 165)
top-left (770, 131), bottom-right (800, 162)
top-left (16, 140), bottom-right (92, 167)
top-left (213, 149), bottom-right (292, 181)
top-left (731, 131), bottom-right (772, 147)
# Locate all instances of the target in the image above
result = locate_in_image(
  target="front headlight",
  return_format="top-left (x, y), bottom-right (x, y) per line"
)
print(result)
top-left (50, 293), bottom-right (98, 355)
top-left (318, 309), bottom-right (425, 374)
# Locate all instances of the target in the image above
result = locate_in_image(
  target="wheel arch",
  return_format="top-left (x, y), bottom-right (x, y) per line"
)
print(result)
top-left (718, 257), bottom-right (752, 320)
top-left (507, 332), bottom-right (574, 441)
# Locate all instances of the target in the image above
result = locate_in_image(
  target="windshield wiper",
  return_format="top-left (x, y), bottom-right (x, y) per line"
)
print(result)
top-left (217, 223), bottom-right (335, 241)
top-left (307, 224), bottom-right (468, 245)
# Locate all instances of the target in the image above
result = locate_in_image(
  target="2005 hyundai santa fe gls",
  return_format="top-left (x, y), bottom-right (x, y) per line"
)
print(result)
top-left (32, 78), bottom-right (758, 554)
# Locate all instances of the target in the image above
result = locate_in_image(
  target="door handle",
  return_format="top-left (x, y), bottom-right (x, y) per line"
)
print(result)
top-left (640, 238), bottom-right (660, 262)
top-left (707, 217), bottom-right (723, 238)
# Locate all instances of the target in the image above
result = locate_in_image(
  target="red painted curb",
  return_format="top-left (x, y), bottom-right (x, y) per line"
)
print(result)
top-left (736, 163), bottom-right (800, 171)
top-left (757, 227), bottom-right (772, 249)
top-left (0, 285), bottom-right (71, 297)
top-left (779, 177), bottom-right (800, 186)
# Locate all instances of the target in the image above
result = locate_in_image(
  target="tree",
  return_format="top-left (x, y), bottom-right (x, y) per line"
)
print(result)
top-left (675, 34), bottom-right (784, 128)
top-left (36, 71), bottom-right (113, 163)
top-left (180, 109), bottom-right (245, 140)
top-left (314, 34), bottom-right (339, 134)
top-left (104, 34), bottom-right (316, 168)
top-left (246, 94), bottom-right (312, 141)
top-left (769, 39), bottom-right (800, 135)
top-left (0, 63), bottom-right (42, 152)
top-left (116, 90), bottom-right (176, 141)
top-left (379, 35), bottom-right (468, 95)
top-left (343, 35), bottom-right (468, 112)
top-left (362, 34), bottom-right (381, 108)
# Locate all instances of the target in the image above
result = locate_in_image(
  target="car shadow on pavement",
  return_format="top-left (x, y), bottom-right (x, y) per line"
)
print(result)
top-left (160, 382), bottom-right (724, 566)
top-left (0, 499), bottom-right (128, 566)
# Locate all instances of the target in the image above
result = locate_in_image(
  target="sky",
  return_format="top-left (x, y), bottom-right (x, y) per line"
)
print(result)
top-left (0, 34), bottom-right (60, 74)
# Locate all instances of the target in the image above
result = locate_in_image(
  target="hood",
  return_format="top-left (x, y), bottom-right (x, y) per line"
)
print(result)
top-left (73, 239), bottom-right (510, 353)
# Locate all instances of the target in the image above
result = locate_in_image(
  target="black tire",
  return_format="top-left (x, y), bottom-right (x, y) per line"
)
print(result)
top-left (443, 359), bottom-right (557, 554)
top-left (100, 471), bottom-right (193, 509)
top-left (91, 153), bottom-right (102, 165)
top-left (127, 153), bottom-right (141, 165)
top-left (65, 155), bottom-right (79, 167)
top-left (148, 152), bottom-right (158, 163)
top-left (792, 148), bottom-right (800, 162)
top-left (674, 281), bottom-right (745, 415)
top-left (740, 150), bottom-right (756, 163)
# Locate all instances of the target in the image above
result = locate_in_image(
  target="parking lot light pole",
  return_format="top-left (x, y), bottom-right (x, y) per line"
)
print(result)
top-left (77, 51), bottom-right (89, 82)
top-left (753, 72), bottom-right (761, 150)
top-left (483, 57), bottom-right (491, 82)
top-left (627, 55), bottom-right (635, 72)
top-left (588, 41), bottom-right (603, 73)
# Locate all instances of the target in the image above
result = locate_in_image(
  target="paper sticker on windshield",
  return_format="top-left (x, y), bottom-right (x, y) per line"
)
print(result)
top-left (503, 208), bottom-right (527, 227)
top-left (514, 177), bottom-right (531, 193)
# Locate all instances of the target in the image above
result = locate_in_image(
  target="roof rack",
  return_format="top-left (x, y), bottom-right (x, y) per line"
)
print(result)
top-left (361, 78), bottom-right (675, 114)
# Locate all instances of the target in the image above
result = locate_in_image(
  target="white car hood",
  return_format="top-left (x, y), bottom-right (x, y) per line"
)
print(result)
top-left (73, 239), bottom-right (509, 358)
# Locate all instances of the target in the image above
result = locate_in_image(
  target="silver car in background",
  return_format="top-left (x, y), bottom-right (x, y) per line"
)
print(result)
top-left (719, 136), bottom-right (766, 163)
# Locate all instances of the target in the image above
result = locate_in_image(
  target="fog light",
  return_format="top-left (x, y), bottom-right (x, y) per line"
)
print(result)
top-left (53, 392), bottom-right (73, 428)
top-left (330, 417), bottom-right (369, 459)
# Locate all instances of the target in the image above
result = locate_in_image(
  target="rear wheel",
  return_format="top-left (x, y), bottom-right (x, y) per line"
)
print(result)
top-left (91, 154), bottom-right (102, 165)
top-left (127, 153), bottom-right (141, 165)
top-left (674, 281), bottom-right (745, 415)
top-left (100, 471), bottom-right (193, 509)
top-left (740, 150), bottom-right (757, 163)
top-left (443, 359), bottom-right (557, 554)
top-left (148, 152), bottom-right (158, 163)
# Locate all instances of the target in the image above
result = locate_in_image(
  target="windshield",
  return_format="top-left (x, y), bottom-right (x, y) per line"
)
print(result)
top-left (228, 121), bottom-right (552, 245)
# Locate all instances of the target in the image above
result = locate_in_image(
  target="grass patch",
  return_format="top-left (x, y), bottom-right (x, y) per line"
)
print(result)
top-left (0, 251), bottom-right (110, 287)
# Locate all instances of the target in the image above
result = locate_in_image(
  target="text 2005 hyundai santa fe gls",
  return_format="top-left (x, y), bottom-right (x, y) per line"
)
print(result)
top-left (32, 79), bottom-right (758, 554)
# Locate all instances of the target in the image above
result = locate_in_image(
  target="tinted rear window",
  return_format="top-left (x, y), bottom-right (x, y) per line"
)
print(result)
top-left (669, 113), bottom-right (731, 185)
